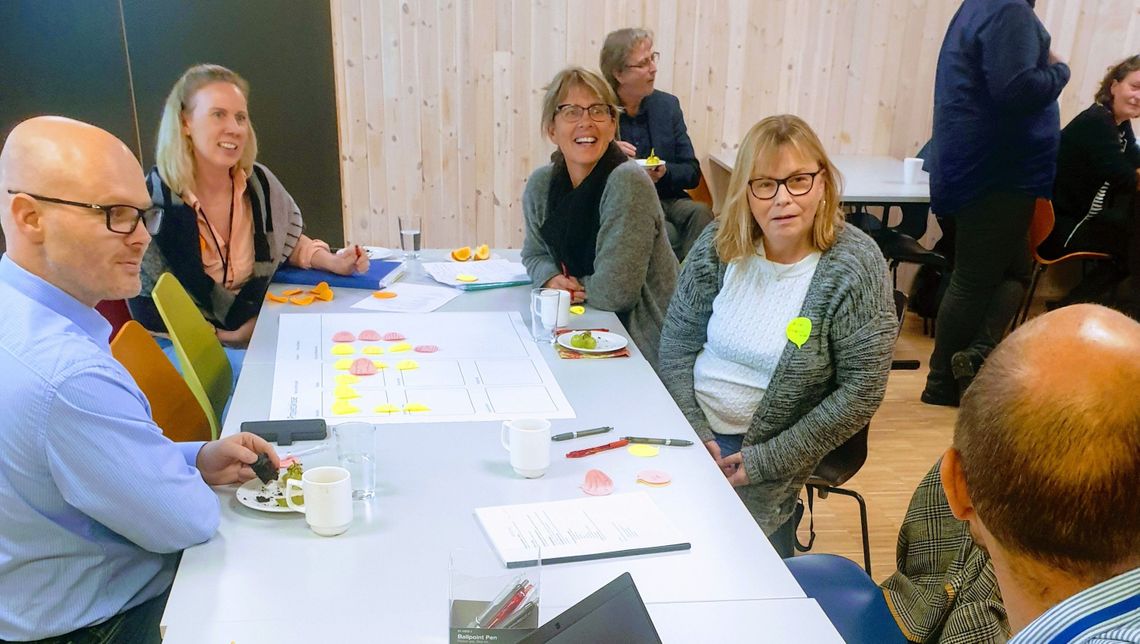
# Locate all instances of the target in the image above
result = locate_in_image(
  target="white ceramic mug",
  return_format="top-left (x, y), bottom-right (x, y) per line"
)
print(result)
top-left (500, 418), bottom-right (551, 478)
top-left (530, 288), bottom-right (560, 342)
top-left (902, 157), bottom-right (923, 185)
top-left (286, 466), bottom-right (354, 536)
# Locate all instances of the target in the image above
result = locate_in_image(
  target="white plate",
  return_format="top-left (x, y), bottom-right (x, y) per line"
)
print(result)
top-left (635, 158), bottom-right (666, 168)
top-left (556, 331), bottom-right (629, 354)
top-left (235, 478), bottom-right (300, 514)
top-left (362, 246), bottom-right (398, 260)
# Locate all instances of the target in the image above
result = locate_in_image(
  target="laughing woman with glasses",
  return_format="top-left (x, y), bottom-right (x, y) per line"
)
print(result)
top-left (658, 115), bottom-right (896, 556)
top-left (521, 66), bottom-right (678, 372)
top-left (128, 64), bottom-right (368, 357)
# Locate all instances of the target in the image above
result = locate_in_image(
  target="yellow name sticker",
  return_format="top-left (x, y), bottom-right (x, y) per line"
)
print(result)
top-left (786, 317), bottom-right (812, 348)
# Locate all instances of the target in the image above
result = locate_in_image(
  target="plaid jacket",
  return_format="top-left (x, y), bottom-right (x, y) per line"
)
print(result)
top-left (880, 460), bottom-right (1009, 643)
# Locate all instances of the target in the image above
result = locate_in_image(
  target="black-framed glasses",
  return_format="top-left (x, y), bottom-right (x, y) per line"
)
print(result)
top-left (748, 170), bottom-right (823, 200)
top-left (626, 51), bottom-right (661, 70)
top-left (6, 190), bottom-right (162, 235)
top-left (555, 103), bottom-right (615, 123)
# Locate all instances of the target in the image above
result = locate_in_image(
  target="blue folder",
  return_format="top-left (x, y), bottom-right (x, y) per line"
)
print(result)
top-left (272, 260), bottom-right (402, 289)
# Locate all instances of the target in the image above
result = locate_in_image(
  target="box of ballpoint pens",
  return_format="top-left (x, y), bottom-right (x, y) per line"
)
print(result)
top-left (449, 547), bottom-right (541, 642)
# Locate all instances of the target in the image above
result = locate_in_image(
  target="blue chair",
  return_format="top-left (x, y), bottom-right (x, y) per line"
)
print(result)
top-left (784, 554), bottom-right (907, 644)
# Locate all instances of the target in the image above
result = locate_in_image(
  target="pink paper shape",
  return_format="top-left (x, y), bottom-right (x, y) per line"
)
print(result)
top-left (332, 331), bottom-right (356, 343)
top-left (358, 329), bottom-right (382, 341)
top-left (636, 469), bottom-right (672, 484)
top-left (414, 344), bottom-right (439, 353)
top-left (580, 469), bottom-right (614, 496)
top-left (349, 358), bottom-right (378, 376)
top-left (383, 332), bottom-right (406, 341)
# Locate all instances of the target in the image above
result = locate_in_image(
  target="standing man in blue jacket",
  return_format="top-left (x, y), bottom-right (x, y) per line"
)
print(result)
top-left (601, 28), bottom-right (713, 260)
top-left (922, 0), bottom-right (1070, 407)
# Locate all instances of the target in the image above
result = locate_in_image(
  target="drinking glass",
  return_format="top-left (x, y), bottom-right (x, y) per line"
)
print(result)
top-left (398, 215), bottom-right (422, 259)
top-left (334, 421), bottom-right (376, 500)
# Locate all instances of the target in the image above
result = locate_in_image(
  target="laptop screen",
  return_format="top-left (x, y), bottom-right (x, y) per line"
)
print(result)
top-left (518, 572), bottom-right (662, 644)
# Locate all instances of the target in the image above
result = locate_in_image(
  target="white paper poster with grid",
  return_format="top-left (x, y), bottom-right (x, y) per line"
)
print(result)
top-left (268, 311), bottom-right (575, 424)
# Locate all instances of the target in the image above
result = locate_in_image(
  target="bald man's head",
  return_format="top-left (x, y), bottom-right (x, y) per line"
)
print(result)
top-left (0, 116), bottom-right (152, 306)
top-left (953, 304), bottom-right (1140, 580)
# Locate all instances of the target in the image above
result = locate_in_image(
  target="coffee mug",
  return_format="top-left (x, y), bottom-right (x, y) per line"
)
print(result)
top-left (530, 288), bottom-right (560, 342)
top-left (555, 289), bottom-right (571, 327)
top-left (500, 418), bottom-right (551, 478)
top-left (286, 466), bottom-right (354, 536)
top-left (902, 157), bottom-right (924, 185)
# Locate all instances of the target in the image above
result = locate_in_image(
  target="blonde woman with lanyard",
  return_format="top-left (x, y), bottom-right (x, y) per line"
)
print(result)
top-left (658, 115), bottom-right (896, 556)
top-left (129, 64), bottom-right (367, 373)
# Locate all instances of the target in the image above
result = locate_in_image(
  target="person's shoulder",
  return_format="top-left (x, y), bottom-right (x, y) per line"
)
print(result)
top-left (647, 90), bottom-right (682, 112)
top-left (524, 164), bottom-right (554, 197)
top-left (828, 225), bottom-right (888, 269)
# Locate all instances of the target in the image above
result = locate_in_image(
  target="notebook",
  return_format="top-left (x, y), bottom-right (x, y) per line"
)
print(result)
top-left (271, 260), bottom-right (402, 289)
top-left (517, 573), bottom-right (661, 643)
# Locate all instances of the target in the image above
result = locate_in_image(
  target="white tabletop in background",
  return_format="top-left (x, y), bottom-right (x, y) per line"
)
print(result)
top-left (160, 251), bottom-right (819, 641)
top-left (710, 150), bottom-right (930, 203)
top-left (160, 598), bottom-right (841, 644)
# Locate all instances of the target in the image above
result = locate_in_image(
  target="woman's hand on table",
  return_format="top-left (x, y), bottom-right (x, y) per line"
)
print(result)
top-left (315, 245), bottom-right (370, 275)
top-left (216, 317), bottom-right (256, 349)
top-left (543, 274), bottom-right (586, 304)
top-left (197, 432), bottom-right (279, 486)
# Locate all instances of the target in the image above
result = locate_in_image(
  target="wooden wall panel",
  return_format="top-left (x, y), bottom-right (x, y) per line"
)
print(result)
top-left (331, 0), bottom-right (1140, 249)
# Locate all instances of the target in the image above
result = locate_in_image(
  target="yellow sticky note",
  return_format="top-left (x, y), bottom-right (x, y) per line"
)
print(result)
top-left (374, 403), bottom-right (400, 414)
top-left (331, 400), bottom-right (360, 415)
top-left (786, 317), bottom-right (812, 348)
top-left (396, 359), bottom-right (419, 370)
top-left (455, 273), bottom-right (478, 282)
top-left (333, 385), bottom-right (360, 400)
top-left (628, 444), bottom-right (660, 457)
top-left (372, 360), bottom-right (388, 369)
top-left (335, 374), bottom-right (360, 385)
top-left (362, 345), bottom-right (384, 355)
top-left (388, 342), bottom-right (412, 353)
top-left (404, 402), bottom-right (430, 412)
top-left (331, 344), bottom-right (355, 356)
top-left (334, 358), bottom-right (354, 371)
top-left (569, 305), bottom-right (585, 315)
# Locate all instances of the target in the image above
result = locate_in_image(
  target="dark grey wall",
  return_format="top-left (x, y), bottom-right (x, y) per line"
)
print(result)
top-left (0, 0), bottom-right (343, 245)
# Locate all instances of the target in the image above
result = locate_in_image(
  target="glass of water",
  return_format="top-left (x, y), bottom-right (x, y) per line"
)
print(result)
top-left (398, 214), bottom-right (422, 259)
top-left (334, 421), bottom-right (376, 500)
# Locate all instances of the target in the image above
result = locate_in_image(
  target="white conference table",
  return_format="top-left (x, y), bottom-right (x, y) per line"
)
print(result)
top-left (160, 253), bottom-right (839, 642)
top-left (708, 150), bottom-right (930, 207)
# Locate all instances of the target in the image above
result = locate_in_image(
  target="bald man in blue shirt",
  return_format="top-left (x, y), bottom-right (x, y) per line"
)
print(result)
top-left (0, 116), bottom-right (278, 643)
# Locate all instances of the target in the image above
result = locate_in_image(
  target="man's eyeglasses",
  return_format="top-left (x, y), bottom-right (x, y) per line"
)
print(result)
top-left (7, 190), bottom-right (163, 235)
top-left (626, 51), bottom-right (661, 70)
top-left (555, 103), bottom-right (616, 123)
top-left (748, 170), bottom-right (823, 200)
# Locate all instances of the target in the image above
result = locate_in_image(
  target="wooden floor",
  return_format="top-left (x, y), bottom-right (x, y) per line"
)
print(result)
top-left (792, 309), bottom-right (958, 582)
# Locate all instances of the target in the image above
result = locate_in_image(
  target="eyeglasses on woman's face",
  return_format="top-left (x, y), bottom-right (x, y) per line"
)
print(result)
top-left (554, 103), bottom-right (616, 123)
top-left (747, 170), bottom-right (822, 200)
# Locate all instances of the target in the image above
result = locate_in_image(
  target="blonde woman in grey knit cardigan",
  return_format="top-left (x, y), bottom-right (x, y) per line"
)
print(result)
top-left (522, 67), bottom-right (678, 371)
top-left (658, 115), bottom-right (897, 556)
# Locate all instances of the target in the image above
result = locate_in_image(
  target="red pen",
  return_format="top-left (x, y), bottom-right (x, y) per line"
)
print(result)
top-left (486, 583), bottom-right (532, 629)
top-left (566, 439), bottom-right (629, 458)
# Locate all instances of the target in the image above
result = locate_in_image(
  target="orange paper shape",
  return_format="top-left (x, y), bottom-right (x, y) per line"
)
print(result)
top-left (349, 358), bottom-right (377, 376)
top-left (266, 292), bottom-right (289, 303)
top-left (636, 469), bottom-right (672, 485)
top-left (358, 330), bottom-right (382, 341)
top-left (289, 294), bottom-right (315, 306)
top-left (312, 288), bottom-right (334, 302)
top-left (382, 332), bottom-right (405, 341)
top-left (581, 469), bottom-right (614, 496)
top-left (372, 291), bottom-right (397, 299)
top-left (310, 281), bottom-right (330, 293)
top-left (282, 288), bottom-right (303, 296)
top-left (332, 331), bottom-right (356, 343)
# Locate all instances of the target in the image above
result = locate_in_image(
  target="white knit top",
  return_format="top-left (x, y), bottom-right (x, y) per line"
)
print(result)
top-left (693, 244), bottom-right (821, 435)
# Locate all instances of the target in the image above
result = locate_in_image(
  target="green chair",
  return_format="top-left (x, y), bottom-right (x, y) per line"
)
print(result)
top-left (151, 272), bottom-right (232, 439)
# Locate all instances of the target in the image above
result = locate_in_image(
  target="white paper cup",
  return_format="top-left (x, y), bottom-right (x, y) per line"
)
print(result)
top-left (902, 157), bottom-right (923, 185)
top-left (555, 290), bottom-right (571, 327)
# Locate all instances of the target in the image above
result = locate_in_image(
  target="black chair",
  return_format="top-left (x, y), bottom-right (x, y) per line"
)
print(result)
top-left (796, 290), bottom-right (910, 575)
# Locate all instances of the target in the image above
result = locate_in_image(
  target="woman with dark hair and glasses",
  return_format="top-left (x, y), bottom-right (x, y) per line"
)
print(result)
top-left (521, 66), bottom-right (677, 372)
top-left (658, 115), bottom-right (896, 556)
top-left (129, 64), bottom-right (368, 358)
top-left (1045, 55), bottom-right (1140, 315)
top-left (599, 28), bottom-right (712, 260)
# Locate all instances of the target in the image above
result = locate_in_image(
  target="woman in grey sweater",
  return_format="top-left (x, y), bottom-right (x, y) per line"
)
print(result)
top-left (522, 67), bottom-right (678, 370)
top-left (659, 115), bottom-right (896, 556)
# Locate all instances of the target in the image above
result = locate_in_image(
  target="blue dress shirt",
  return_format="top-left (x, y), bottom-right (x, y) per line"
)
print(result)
top-left (1011, 566), bottom-right (1140, 644)
top-left (0, 256), bottom-right (219, 640)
